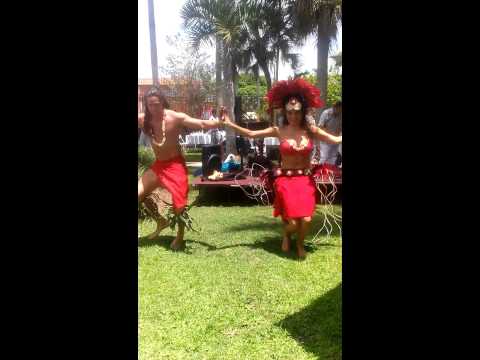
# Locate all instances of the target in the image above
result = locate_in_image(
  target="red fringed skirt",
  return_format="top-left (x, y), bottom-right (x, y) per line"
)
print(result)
top-left (150, 156), bottom-right (189, 211)
top-left (273, 174), bottom-right (317, 221)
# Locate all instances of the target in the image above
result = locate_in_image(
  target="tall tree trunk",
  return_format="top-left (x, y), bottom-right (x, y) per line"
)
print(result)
top-left (274, 0), bottom-right (281, 83)
top-left (148, 0), bottom-right (159, 86)
top-left (215, 35), bottom-right (223, 108)
top-left (223, 50), bottom-right (237, 155)
top-left (233, 62), bottom-right (239, 99)
top-left (256, 74), bottom-right (260, 109)
top-left (259, 61), bottom-right (272, 90)
top-left (275, 47), bottom-right (279, 82)
top-left (316, 18), bottom-right (330, 116)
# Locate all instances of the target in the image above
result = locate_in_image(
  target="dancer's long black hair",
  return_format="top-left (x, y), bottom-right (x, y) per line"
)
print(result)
top-left (143, 86), bottom-right (170, 137)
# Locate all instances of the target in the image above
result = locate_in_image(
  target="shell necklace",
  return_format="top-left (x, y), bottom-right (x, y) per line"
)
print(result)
top-left (151, 111), bottom-right (167, 147)
top-left (286, 135), bottom-right (309, 151)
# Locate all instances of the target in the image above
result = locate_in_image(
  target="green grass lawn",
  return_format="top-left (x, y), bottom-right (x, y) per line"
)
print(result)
top-left (139, 176), bottom-right (342, 359)
top-left (184, 151), bottom-right (202, 163)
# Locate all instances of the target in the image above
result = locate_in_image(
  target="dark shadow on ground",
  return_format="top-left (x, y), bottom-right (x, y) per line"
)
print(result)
top-left (138, 235), bottom-right (217, 254)
top-left (138, 212), bottom-right (341, 257)
top-left (191, 184), bottom-right (342, 207)
top-left (224, 214), bottom-right (342, 239)
top-left (211, 235), bottom-right (337, 260)
top-left (138, 235), bottom-right (176, 249)
top-left (210, 214), bottom-right (340, 260)
top-left (186, 239), bottom-right (218, 251)
top-left (277, 283), bottom-right (342, 359)
top-left (193, 187), bottom-right (265, 207)
top-left (138, 235), bottom-right (194, 254)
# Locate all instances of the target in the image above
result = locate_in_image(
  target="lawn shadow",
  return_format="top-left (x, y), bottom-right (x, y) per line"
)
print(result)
top-left (138, 213), bottom-right (340, 257)
top-left (138, 235), bottom-right (196, 254)
top-left (277, 283), bottom-right (342, 359)
top-left (138, 235), bottom-right (176, 249)
top-left (138, 235), bottom-right (217, 254)
top-left (211, 235), bottom-right (337, 260)
top-left (224, 214), bottom-right (342, 238)
top-left (186, 239), bottom-right (218, 251)
top-left (225, 215), bottom-right (342, 246)
top-left (214, 216), bottom-right (339, 260)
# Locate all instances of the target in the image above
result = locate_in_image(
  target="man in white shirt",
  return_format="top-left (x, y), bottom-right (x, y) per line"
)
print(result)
top-left (208, 109), bottom-right (223, 145)
top-left (317, 101), bottom-right (342, 165)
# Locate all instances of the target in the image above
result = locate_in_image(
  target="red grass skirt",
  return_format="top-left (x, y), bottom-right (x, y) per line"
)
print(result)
top-left (273, 175), bottom-right (316, 221)
top-left (150, 156), bottom-right (189, 211)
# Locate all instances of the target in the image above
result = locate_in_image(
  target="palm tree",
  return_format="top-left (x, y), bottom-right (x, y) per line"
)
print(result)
top-left (236, 23), bottom-right (275, 90)
top-left (235, 0), bottom-right (301, 90)
top-left (288, 0), bottom-right (342, 109)
top-left (269, 0), bottom-right (300, 83)
top-left (181, 0), bottom-right (230, 109)
top-left (331, 50), bottom-right (342, 68)
top-left (181, 0), bottom-right (246, 154)
top-left (182, 0), bottom-right (301, 152)
top-left (215, 34), bottom-right (224, 107)
top-left (329, 50), bottom-right (342, 74)
top-left (147, 0), bottom-right (159, 86)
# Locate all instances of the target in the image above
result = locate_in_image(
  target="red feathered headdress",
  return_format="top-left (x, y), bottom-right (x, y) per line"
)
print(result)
top-left (265, 78), bottom-right (324, 113)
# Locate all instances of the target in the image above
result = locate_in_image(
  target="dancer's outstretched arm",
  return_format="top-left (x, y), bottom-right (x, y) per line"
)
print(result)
top-left (221, 112), bottom-right (279, 139)
top-left (175, 111), bottom-right (223, 131)
top-left (308, 125), bottom-right (342, 144)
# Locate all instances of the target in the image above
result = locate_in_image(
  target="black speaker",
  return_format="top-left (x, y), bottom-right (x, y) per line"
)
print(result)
top-left (336, 152), bottom-right (342, 166)
top-left (202, 144), bottom-right (222, 178)
top-left (266, 145), bottom-right (280, 161)
top-left (235, 136), bottom-right (250, 156)
top-left (234, 96), bottom-right (242, 122)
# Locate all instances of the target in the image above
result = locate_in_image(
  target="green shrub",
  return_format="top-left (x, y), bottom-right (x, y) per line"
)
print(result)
top-left (138, 146), bottom-right (156, 218)
top-left (184, 148), bottom-right (202, 154)
top-left (138, 146), bottom-right (155, 177)
top-left (301, 73), bottom-right (342, 107)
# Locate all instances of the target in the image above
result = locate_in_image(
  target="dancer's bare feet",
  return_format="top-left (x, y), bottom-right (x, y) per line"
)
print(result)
top-left (170, 222), bottom-right (185, 251)
top-left (296, 217), bottom-right (311, 260)
top-left (296, 244), bottom-right (306, 259)
top-left (170, 238), bottom-right (185, 251)
top-left (146, 218), bottom-right (168, 240)
top-left (281, 232), bottom-right (291, 253)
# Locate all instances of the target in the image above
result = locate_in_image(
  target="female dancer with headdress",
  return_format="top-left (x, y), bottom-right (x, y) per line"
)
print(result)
top-left (138, 86), bottom-right (223, 250)
top-left (220, 78), bottom-right (342, 258)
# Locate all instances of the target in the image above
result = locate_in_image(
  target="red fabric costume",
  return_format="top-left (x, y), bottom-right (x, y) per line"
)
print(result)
top-left (150, 155), bottom-right (189, 211)
top-left (264, 78), bottom-right (326, 221)
top-left (273, 139), bottom-right (317, 221)
top-left (262, 78), bottom-right (333, 221)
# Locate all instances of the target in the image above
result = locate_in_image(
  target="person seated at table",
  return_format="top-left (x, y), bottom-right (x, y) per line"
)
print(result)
top-left (138, 86), bottom-right (223, 250)
top-left (220, 78), bottom-right (342, 259)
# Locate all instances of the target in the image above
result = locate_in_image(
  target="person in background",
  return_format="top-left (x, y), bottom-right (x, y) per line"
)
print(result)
top-left (208, 108), bottom-right (221, 145)
top-left (138, 112), bottom-right (152, 147)
top-left (317, 100), bottom-right (342, 165)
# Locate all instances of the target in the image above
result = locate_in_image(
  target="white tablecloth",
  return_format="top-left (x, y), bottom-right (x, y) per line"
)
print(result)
top-left (264, 137), bottom-right (280, 146)
top-left (185, 132), bottom-right (212, 145)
